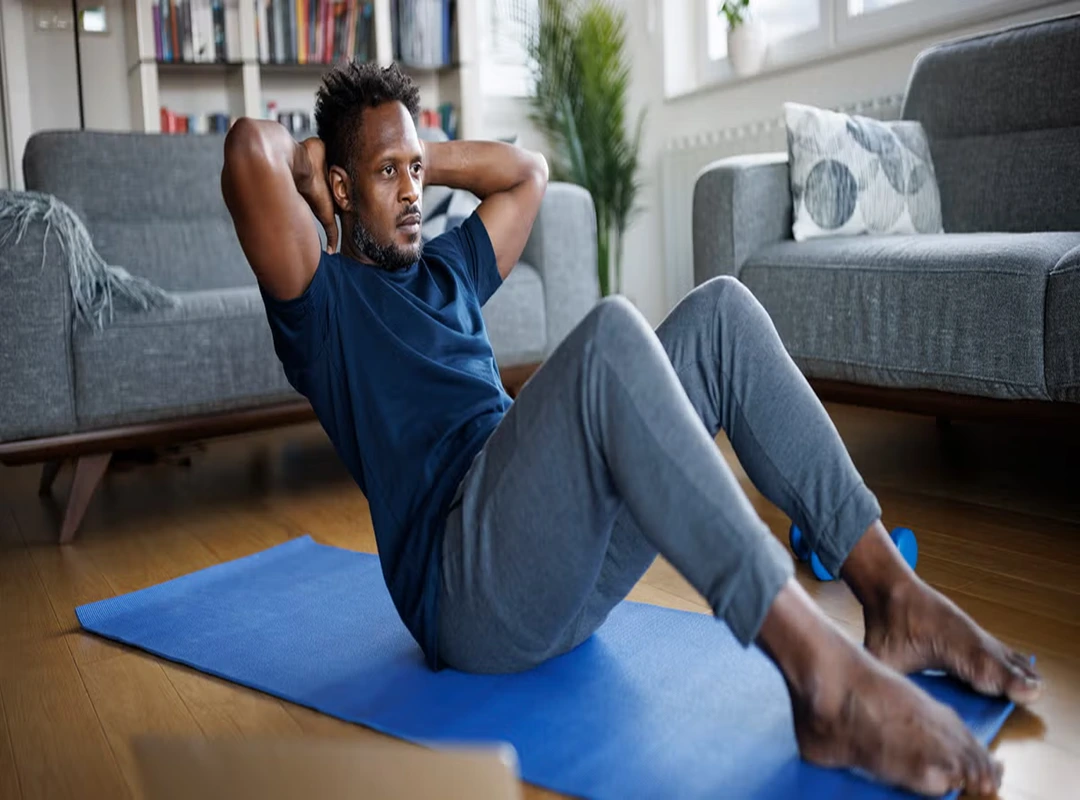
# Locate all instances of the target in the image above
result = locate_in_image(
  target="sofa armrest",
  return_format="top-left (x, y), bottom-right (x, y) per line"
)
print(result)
top-left (0, 191), bottom-right (77, 444)
top-left (521, 182), bottom-right (600, 356)
top-left (692, 152), bottom-right (793, 283)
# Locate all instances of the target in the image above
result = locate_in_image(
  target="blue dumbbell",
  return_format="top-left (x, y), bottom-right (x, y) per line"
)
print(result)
top-left (789, 524), bottom-right (917, 581)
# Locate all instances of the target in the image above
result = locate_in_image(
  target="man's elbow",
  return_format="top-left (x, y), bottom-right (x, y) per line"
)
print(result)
top-left (224, 117), bottom-right (270, 166)
top-left (520, 150), bottom-right (549, 194)
top-left (529, 151), bottom-right (550, 186)
top-left (224, 118), bottom-right (291, 174)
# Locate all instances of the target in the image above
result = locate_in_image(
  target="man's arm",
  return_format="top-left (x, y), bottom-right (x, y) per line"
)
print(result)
top-left (221, 118), bottom-right (338, 301)
top-left (422, 140), bottom-right (548, 281)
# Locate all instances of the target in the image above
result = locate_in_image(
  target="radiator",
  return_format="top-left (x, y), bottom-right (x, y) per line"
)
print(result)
top-left (659, 93), bottom-right (905, 311)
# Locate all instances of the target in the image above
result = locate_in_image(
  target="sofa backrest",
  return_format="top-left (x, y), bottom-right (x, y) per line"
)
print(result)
top-left (23, 125), bottom-right (453, 294)
top-left (23, 130), bottom-right (256, 293)
top-left (901, 13), bottom-right (1080, 234)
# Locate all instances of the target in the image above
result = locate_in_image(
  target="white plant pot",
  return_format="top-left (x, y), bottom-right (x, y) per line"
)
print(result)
top-left (727, 21), bottom-right (767, 77)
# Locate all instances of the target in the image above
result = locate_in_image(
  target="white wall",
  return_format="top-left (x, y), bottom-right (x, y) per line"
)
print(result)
top-left (617, 0), bottom-right (1080, 326)
top-left (24, 0), bottom-right (129, 130)
top-left (0, 0), bottom-right (131, 187)
top-left (78, 0), bottom-right (133, 130)
top-left (24, 0), bottom-right (80, 132)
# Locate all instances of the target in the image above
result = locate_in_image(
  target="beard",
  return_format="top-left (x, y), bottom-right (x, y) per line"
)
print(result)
top-left (349, 196), bottom-right (422, 272)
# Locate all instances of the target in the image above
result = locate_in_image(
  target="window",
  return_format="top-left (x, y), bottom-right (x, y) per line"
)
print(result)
top-left (848, 0), bottom-right (912, 13)
top-left (481, 0), bottom-right (537, 97)
top-left (694, 0), bottom-right (1060, 93)
top-left (705, 0), bottom-right (821, 62)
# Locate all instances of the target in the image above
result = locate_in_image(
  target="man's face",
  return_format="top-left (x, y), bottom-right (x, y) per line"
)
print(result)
top-left (335, 102), bottom-right (424, 271)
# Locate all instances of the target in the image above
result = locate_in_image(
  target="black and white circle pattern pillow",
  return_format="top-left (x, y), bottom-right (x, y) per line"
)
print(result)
top-left (784, 102), bottom-right (944, 241)
top-left (421, 185), bottom-right (481, 243)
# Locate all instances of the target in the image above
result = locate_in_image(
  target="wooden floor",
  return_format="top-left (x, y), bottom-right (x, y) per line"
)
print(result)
top-left (1, 403), bottom-right (1079, 799)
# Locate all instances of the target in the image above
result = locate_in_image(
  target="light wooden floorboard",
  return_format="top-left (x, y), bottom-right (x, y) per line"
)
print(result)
top-left (78, 654), bottom-right (205, 797)
top-left (0, 691), bottom-right (22, 800)
top-left (2, 407), bottom-right (1078, 799)
top-left (0, 636), bottom-right (129, 799)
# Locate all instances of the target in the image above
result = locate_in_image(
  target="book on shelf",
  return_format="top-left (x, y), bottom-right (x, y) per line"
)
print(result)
top-left (256, 0), bottom-right (374, 65)
top-left (393, 0), bottom-right (454, 69)
top-left (419, 103), bottom-right (456, 139)
top-left (161, 106), bottom-right (233, 133)
top-left (267, 105), bottom-right (315, 137)
top-left (153, 0), bottom-right (242, 63)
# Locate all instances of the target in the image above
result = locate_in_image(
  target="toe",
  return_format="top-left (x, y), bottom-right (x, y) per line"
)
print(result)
top-left (975, 748), bottom-right (1002, 796)
top-left (979, 757), bottom-right (1003, 796)
top-left (917, 762), bottom-right (956, 797)
top-left (967, 645), bottom-right (1041, 704)
top-left (1003, 653), bottom-right (1043, 703)
top-left (961, 752), bottom-right (983, 796)
top-left (1008, 650), bottom-right (1042, 684)
top-left (959, 732), bottom-right (998, 797)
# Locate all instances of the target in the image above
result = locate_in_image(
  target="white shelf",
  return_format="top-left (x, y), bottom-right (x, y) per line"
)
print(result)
top-left (124, 0), bottom-right (476, 137)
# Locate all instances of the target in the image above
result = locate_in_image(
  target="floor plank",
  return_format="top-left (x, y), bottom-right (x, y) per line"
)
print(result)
top-left (919, 533), bottom-right (1080, 597)
top-left (995, 738), bottom-right (1080, 800)
top-left (1, 637), bottom-right (128, 800)
top-left (0, 691), bottom-right (22, 800)
top-left (0, 544), bottom-right (61, 644)
top-left (936, 586), bottom-right (1080, 663)
top-left (78, 654), bottom-right (205, 797)
top-left (21, 535), bottom-right (128, 669)
top-left (160, 663), bottom-right (305, 739)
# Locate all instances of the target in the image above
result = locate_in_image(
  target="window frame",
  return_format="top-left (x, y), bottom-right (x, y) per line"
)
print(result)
top-left (696, 0), bottom-right (1063, 93)
top-left (699, 0), bottom-right (833, 86)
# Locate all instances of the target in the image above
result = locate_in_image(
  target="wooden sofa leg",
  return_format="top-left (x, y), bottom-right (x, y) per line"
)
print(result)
top-left (59, 453), bottom-right (112, 544)
top-left (38, 460), bottom-right (64, 496)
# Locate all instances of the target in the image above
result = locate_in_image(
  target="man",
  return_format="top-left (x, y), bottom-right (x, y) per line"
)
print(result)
top-left (222, 61), bottom-right (1040, 797)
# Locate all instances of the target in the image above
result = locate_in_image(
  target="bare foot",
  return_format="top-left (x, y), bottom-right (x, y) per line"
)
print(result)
top-left (844, 523), bottom-right (1042, 705)
top-left (863, 573), bottom-right (1042, 704)
top-left (759, 579), bottom-right (1002, 796)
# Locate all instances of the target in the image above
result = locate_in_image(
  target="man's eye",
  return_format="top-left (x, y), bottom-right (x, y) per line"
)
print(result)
top-left (411, 163), bottom-right (423, 175)
top-left (383, 165), bottom-right (394, 176)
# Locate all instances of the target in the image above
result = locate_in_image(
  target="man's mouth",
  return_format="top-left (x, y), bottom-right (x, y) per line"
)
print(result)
top-left (398, 213), bottom-right (421, 233)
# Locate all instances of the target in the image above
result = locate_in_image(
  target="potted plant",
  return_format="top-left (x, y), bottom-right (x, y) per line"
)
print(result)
top-left (721, 0), bottom-right (767, 77)
top-left (516, 0), bottom-right (646, 298)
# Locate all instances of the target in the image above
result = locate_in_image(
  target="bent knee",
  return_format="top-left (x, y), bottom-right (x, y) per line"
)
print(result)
top-left (585, 295), bottom-right (651, 347)
top-left (695, 275), bottom-right (756, 311)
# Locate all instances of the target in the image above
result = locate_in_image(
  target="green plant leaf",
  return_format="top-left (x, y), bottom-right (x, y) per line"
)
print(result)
top-left (518, 0), bottom-right (646, 296)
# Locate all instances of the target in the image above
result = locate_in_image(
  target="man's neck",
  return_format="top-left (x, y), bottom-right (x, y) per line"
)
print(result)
top-left (339, 222), bottom-right (376, 266)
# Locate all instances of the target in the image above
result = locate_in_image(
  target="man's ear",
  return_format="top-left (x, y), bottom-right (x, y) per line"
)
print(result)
top-left (329, 165), bottom-right (351, 212)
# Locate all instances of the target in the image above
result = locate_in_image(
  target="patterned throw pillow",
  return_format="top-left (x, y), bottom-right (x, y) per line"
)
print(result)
top-left (421, 185), bottom-right (481, 243)
top-left (783, 102), bottom-right (944, 241)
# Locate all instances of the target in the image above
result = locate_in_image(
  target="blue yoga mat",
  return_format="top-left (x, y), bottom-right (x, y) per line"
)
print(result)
top-left (77, 535), bottom-right (1015, 799)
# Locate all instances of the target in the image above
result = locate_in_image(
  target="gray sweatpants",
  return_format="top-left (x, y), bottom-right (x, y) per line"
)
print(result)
top-left (438, 276), bottom-right (881, 674)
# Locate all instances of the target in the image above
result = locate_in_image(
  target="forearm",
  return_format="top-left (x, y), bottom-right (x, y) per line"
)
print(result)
top-left (423, 139), bottom-right (548, 199)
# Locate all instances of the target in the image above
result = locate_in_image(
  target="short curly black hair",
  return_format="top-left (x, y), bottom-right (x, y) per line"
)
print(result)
top-left (314, 61), bottom-right (421, 172)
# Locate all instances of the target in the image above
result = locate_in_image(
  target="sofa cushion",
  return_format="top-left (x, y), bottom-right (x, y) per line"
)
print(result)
top-left (482, 261), bottom-right (546, 366)
top-left (1047, 245), bottom-right (1080, 403)
top-left (740, 232), bottom-right (1080, 400)
top-left (72, 287), bottom-right (298, 429)
top-left (901, 14), bottom-right (1080, 233)
top-left (24, 131), bottom-right (256, 294)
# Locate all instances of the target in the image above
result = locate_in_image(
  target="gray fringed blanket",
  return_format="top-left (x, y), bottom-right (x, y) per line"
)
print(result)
top-left (0, 191), bottom-right (177, 331)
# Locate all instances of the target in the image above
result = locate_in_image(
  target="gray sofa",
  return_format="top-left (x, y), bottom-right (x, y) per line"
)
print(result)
top-left (0, 129), bottom-right (598, 541)
top-left (693, 13), bottom-right (1080, 416)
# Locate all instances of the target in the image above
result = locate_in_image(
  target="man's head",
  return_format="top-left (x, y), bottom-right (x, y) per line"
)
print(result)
top-left (314, 61), bottom-right (423, 271)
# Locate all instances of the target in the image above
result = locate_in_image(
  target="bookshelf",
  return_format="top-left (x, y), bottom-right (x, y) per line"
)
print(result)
top-left (123, 1), bottom-right (479, 139)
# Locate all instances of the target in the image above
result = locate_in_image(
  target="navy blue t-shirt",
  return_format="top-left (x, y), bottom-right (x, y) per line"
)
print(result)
top-left (259, 211), bottom-right (513, 669)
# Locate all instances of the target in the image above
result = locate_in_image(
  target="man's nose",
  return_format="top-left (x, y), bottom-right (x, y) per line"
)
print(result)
top-left (400, 173), bottom-right (420, 205)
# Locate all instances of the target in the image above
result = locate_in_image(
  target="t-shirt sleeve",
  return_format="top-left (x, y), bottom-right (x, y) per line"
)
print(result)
top-left (431, 210), bottom-right (503, 306)
top-left (258, 256), bottom-right (334, 380)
